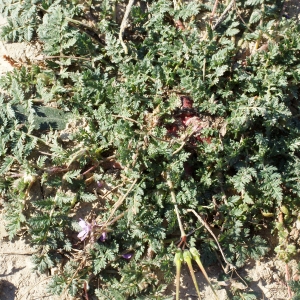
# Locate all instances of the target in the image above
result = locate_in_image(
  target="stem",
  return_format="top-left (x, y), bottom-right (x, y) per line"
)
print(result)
top-left (65, 16), bottom-right (96, 32)
top-left (112, 1), bottom-right (117, 23)
top-left (172, 139), bottom-right (188, 156)
top-left (83, 281), bottom-right (89, 300)
top-left (165, 172), bottom-right (187, 238)
top-left (172, 129), bottom-right (198, 156)
top-left (112, 114), bottom-right (142, 125)
top-left (104, 178), bottom-right (138, 226)
top-left (176, 265), bottom-right (181, 300)
top-left (174, 204), bottom-right (186, 238)
top-left (203, 58), bottom-right (206, 82)
top-left (255, 2), bottom-right (264, 50)
top-left (119, 0), bottom-right (135, 54)
top-left (187, 209), bottom-right (235, 271)
top-left (81, 164), bottom-right (99, 176)
top-left (107, 210), bottom-right (127, 226)
top-left (42, 55), bottom-right (92, 61)
top-left (210, 0), bottom-right (219, 25)
top-left (173, 58), bottom-right (184, 72)
top-left (25, 133), bottom-right (48, 146)
top-left (234, 2), bottom-right (253, 32)
top-left (212, 0), bottom-right (235, 30)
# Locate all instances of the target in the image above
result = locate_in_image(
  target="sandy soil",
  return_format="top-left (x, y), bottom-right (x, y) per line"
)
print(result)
top-left (0, 3), bottom-right (300, 299)
top-left (0, 214), bottom-right (60, 300)
top-left (167, 256), bottom-right (299, 300)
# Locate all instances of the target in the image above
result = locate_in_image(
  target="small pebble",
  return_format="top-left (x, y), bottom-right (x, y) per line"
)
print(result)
top-left (265, 291), bottom-right (272, 298)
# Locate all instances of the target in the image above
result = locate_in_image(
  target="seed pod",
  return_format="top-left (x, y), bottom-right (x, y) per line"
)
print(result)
top-left (174, 249), bottom-right (183, 300)
top-left (261, 211), bottom-right (274, 218)
top-left (70, 193), bottom-right (78, 208)
top-left (183, 250), bottom-right (201, 299)
top-left (190, 247), bottom-right (219, 300)
top-left (281, 205), bottom-right (289, 216)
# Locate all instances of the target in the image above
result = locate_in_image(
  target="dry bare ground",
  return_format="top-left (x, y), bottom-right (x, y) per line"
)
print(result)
top-left (0, 2), bottom-right (300, 299)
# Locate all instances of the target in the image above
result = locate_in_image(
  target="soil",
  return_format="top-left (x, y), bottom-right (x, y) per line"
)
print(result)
top-left (166, 255), bottom-right (299, 300)
top-left (0, 3), bottom-right (300, 300)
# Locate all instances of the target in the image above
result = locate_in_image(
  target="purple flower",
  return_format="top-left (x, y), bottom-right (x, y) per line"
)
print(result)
top-left (99, 232), bottom-right (107, 242)
top-left (96, 180), bottom-right (103, 188)
top-left (77, 219), bottom-right (91, 241)
top-left (122, 253), bottom-right (133, 260)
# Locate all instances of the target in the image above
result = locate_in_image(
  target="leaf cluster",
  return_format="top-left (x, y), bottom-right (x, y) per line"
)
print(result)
top-left (0, 0), bottom-right (299, 299)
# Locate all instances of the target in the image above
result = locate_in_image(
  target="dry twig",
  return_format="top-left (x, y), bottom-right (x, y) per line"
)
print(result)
top-left (212, 0), bottom-right (235, 30)
top-left (187, 209), bottom-right (235, 270)
top-left (210, 0), bottom-right (219, 25)
top-left (119, 0), bottom-right (135, 54)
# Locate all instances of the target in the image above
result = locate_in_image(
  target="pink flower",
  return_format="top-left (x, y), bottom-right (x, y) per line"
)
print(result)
top-left (77, 219), bottom-right (91, 241)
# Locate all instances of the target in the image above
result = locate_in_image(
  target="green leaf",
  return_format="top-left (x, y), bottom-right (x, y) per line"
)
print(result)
top-left (63, 170), bottom-right (81, 183)
top-left (226, 28), bottom-right (240, 37)
top-left (14, 105), bottom-right (72, 131)
top-left (245, 0), bottom-right (263, 5)
top-left (215, 65), bottom-right (228, 77)
top-left (243, 193), bottom-right (254, 205)
top-left (249, 9), bottom-right (262, 24)
top-left (80, 192), bottom-right (97, 202)
top-left (0, 156), bottom-right (15, 174)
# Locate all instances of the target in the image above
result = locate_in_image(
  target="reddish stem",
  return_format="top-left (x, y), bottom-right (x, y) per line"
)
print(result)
top-left (45, 166), bottom-right (69, 174)
top-left (210, 0), bottom-right (219, 23)
top-left (81, 164), bottom-right (98, 176)
top-left (177, 235), bottom-right (187, 249)
top-left (83, 281), bottom-right (89, 300)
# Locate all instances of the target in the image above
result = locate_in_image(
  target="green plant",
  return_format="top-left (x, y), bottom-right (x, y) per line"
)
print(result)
top-left (0, 0), bottom-right (300, 299)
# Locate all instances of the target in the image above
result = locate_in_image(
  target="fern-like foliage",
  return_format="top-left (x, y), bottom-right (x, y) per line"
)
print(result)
top-left (0, 0), bottom-right (300, 299)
